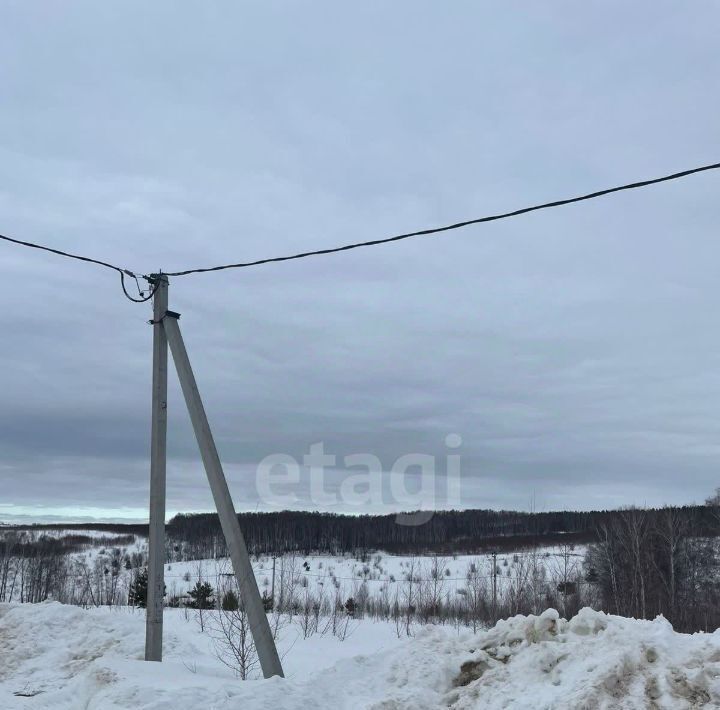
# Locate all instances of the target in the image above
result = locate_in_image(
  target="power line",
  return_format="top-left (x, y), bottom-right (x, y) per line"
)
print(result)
top-left (164, 161), bottom-right (720, 276)
top-left (0, 231), bottom-right (157, 303)
top-left (1, 161), bottom-right (719, 292)
top-left (0, 231), bottom-right (135, 276)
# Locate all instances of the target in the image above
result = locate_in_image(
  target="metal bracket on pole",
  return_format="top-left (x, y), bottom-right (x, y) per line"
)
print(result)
top-left (162, 313), bottom-right (284, 679)
top-left (145, 273), bottom-right (168, 661)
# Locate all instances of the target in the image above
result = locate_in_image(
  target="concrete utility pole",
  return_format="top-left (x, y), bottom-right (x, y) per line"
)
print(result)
top-left (145, 274), bottom-right (168, 662)
top-left (162, 312), bottom-right (284, 679)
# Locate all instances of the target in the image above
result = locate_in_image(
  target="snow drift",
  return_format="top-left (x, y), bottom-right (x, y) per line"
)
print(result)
top-left (2, 602), bottom-right (720, 709)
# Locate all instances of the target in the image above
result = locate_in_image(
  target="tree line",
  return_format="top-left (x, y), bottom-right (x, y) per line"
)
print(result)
top-left (165, 505), bottom-right (720, 558)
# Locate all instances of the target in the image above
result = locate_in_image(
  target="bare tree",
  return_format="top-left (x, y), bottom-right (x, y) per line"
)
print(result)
top-left (464, 560), bottom-right (488, 633)
top-left (652, 507), bottom-right (685, 620)
top-left (403, 557), bottom-right (418, 636)
top-left (210, 574), bottom-right (259, 680)
top-left (420, 556), bottom-right (447, 623)
top-left (548, 544), bottom-right (579, 618)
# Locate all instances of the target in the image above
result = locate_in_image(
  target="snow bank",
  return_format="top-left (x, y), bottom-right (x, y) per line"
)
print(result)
top-left (2, 602), bottom-right (720, 709)
top-left (446, 608), bottom-right (720, 708)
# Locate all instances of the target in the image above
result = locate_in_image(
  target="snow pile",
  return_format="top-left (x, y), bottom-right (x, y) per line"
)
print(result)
top-left (446, 608), bottom-right (720, 708)
top-left (2, 603), bottom-right (720, 709)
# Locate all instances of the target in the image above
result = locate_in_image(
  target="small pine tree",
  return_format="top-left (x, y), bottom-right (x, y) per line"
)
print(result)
top-left (129, 569), bottom-right (148, 608)
top-left (188, 581), bottom-right (215, 610)
top-left (128, 569), bottom-right (166, 608)
top-left (222, 589), bottom-right (240, 611)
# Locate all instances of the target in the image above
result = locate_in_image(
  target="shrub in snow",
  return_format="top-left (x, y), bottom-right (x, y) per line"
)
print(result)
top-left (221, 590), bottom-right (239, 611)
top-left (262, 591), bottom-right (274, 612)
top-left (187, 581), bottom-right (215, 610)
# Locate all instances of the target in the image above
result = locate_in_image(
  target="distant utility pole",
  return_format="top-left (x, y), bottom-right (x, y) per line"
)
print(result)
top-left (143, 275), bottom-right (283, 678)
top-left (271, 554), bottom-right (276, 604)
top-left (491, 551), bottom-right (498, 623)
top-left (145, 274), bottom-right (168, 662)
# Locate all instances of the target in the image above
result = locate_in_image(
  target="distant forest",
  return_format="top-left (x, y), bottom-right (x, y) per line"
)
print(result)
top-left (7, 505), bottom-right (717, 557)
top-left (166, 506), bottom-right (720, 557)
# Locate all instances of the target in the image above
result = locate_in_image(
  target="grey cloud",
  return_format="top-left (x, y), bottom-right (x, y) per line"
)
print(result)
top-left (0, 2), bottom-right (719, 520)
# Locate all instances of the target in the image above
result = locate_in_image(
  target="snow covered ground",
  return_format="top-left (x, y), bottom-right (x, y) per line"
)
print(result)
top-left (163, 545), bottom-right (586, 605)
top-left (0, 522), bottom-right (586, 608)
top-left (2, 601), bottom-right (720, 709)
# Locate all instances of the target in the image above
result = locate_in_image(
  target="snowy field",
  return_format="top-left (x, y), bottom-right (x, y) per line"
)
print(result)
top-left (0, 525), bottom-right (587, 610)
top-left (163, 546), bottom-right (587, 607)
top-left (2, 601), bottom-right (720, 709)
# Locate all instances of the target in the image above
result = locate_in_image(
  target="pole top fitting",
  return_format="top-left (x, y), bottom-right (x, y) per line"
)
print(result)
top-left (147, 273), bottom-right (169, 284)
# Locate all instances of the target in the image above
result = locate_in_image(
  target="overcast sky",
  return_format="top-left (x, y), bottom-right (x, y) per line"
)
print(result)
top-left (1, 1), bottom-right (719, 522)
